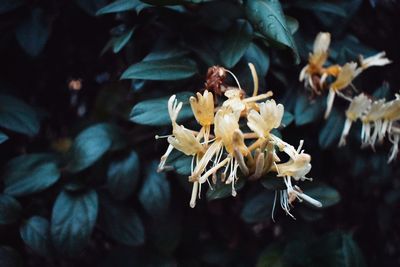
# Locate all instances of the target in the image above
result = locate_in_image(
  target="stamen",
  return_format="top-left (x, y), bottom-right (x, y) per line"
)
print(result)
top-left (243, 91), bottom-right (273, 103)
top-left (225, 69), bottom-right (242, 90)
top-left (199, 157), bottom-right (230, 184)
top-left (234, 147), bottom-right (249, 176)
top-left (248, 63), bottom-right (259, 97)
top-left (249, 152), bottom-right (264, 180)
top-left (190, 182), bottom-right (199, 208)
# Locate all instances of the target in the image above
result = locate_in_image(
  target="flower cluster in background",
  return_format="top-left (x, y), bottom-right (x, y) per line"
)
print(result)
top-left (300, 32), bottom-right (398, 162)
top-left (158, 65), bottom-right (322, 217)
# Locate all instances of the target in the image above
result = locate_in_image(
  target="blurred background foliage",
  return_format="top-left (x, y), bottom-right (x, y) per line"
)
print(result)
top-left (0, 0), bottom-right (399, 266)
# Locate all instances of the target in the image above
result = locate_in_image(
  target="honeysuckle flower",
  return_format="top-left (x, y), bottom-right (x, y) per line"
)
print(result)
top-left (325, 62), bottom-right (358, 118)
top-left (273, 151), bottom-right (312, 181)
top-left (190, 90), bottom-right (214, 127)
top-left (361, 99), bottom-right (386, 146)
top-left (339, 94), bottom-right (372, 146)
top-left (388, 127), bottom-right (400, 163)
top-left (358, 52), bottom-right (392, 72)
top-left (247, 99), bottom-right (284, 138)
top-left (299, 32), bottom-right (331, 90)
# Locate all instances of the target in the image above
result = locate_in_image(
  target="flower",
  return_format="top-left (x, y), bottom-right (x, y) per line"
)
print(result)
top-left (359, 52), bottom-right (392, 71)
top-left (325, 62), bottom-right (358, 118)
top-left (339, 94), bottom-right (371, 146)
top-left (190, 90), bottom-right (214, 126)
top-left (247, 99), bottom-right (284, 138)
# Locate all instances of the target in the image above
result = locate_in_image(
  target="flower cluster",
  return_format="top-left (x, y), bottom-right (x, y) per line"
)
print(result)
top-left (158, 64), bottom-right (321, 217)
top-left (339, 93), bottom-right (400, 162)
top-left (299, 32), bottom-right (391, 118)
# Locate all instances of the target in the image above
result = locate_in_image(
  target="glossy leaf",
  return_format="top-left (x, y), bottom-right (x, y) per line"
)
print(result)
top-left (107, 150), bottom-right (140, 200)
top-left (0, 131), bottom-right (8, 144)
top-left (66, 123), bottom-right (118, 173)
top-left (244, 42), bottom-right (270, 78)
top-left (319, 109), bottom-right (345, 149)
top-left (99, 194), bottom-right (145, 246)
top-left (20, 216), bottom-right (51, 256)
top-left (303, 184), bottom-right (341, 208)
top-left (220, 20), bottom-right (253, 68)
top-left (295, 94), bottom-right (325, 126)
top-left (241, 191), bottom-right (275, 223)
top-left (121, 58), bottom-right (198, 80)
top-left (260, 173), bottom-right (286, 191)
top-left (51, 190), bottom-right (98, 256)
top-left (206, 179), bottom-right (245, 201)
top-left (245, 0), bottom-right (299, 64)
top-left (0, 194), bottom-right (22, 225)
top-left (0, 95), bottom-right (40, 136)
top-left (130, 91), bottom-right (193, 126)
top-left (96, 0), bottom-right (139, 15)
top-left (139, 161), bottom-right (170, 217)
top-left (3, 154), bottom-right (60, 197)
top-left (15, 8), bottom-right (51, 57)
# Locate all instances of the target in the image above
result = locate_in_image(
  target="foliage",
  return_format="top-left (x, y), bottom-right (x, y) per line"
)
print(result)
top-left (1, 0), bottom-right (399, 266)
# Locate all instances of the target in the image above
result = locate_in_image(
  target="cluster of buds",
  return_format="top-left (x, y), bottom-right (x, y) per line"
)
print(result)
top-left (299, 32), bottom-right (391, 119)
top-left (340, 93), bottom-right (400, 162)
top-left (158, 64), bottom-right (321, 217)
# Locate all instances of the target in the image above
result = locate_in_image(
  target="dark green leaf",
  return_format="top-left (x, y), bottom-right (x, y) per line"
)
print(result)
top-left (220, 20), bottom-right (253, 68)
top-left (282, 111), bottom-right (294, 127)
top-left (244, 42), bottom-right (270, 78)
top-left (260, 173), bottom-right (286, 191)
top-left (311, 232), bottom-right (366, 267)
top-left (0, 95), bottom-right (40, 136)
top-left (139, 161), bottom-right (170, 217)
top-left (0, 0), bottom-right (24, 14)
top-left (0, 246), bottom-right (22, 267)
top-left (66, 123), bottom-right (119, 173)
top-left (245, 0), bottom-right (299, 64)
top-left (373, 83), bottom-right (391, 99)
top-left (96, 0), bottom-right (139, 15)
top-left (295, 93), bottom-right (325, 126)
top-left (286, 16), bottom-right (299, 34)
top-left (143, 48), bottom-right (190, 62)
top-left (99, 193), bottom-right (145, 246)
top-left (172, 153), bottom-right (192, 176)
top-left (241, 191), bottom-right (275, 223)
top-left (303, 184), bottom-right (340, 208)
top-left (121, 58), bottom-right (198, 80)
top-left (112, 28), bottom-right (134, 53)
top-left (319, 109), bottom-right (345, 149)
top-left (51, 190), bottom-right (98, 256)
top-left (3, 154), bottom-right (60, 197)
top-left (0, 131), bottom-right (8, 144)
top-left (290, 1), bottom-right (347, 17)
top-left (20, 216), bottom-right (51, 256)
top-left (15, 8), bottom-right (51, 57)
top-left (107, 150), bottom-right (140, 200)
top-left (206, 178), bottom-right (245, 201)
top-left (130, 91), bottom-right (193, 126)
top-left (0, 194), bottom-right (22, 225)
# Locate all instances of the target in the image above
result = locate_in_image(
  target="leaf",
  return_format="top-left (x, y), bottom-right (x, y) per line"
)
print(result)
top-left (75, 0), bottom-right (108, 16)
top-left (121, 58), bottom-right (198, 80)
top-left (51, 190), bottom-right (98, 256)
top-left (244, 42), bottom-right (270, 78)
top-left (245, 0), bottom-right (299, 64)
top-left (220, 20), bottom-right (253, 68)
top-left (303, 184), bottom-right (341, 208)
top-left (99, 193), bottom-right (145, 246)
top-left (373, 82), bottom-right (391, 99)
top-left (107, 150), bottom-right (140, 200)
top-left (66, 123), bottom-right (119, 173)
top-left (319, 109), bottom-right (345, 149)
top-left (294, 94), bottom-right (325, 126)
top-left (15, 8), bottom-right (51, 57)
top-left (0, 246), bottom-right (23, 267)
top-left (282, 111), bottom-right (294, 127)
top-left (0, 0), bottom-right (24, 14)
top-left (0, 131), bottom-right (8, 144)
top-left (260, 173), bottom-right (286, 191)
top-left (241, 191), bottom-right (275, 223)
top-left (139, 161), bottom-right (170, 217)
top-left (311, 232), bottom-right (366, 267)
top-left (0, 194), bottom-right (22, 225)
top-left (172, 154), bottom-right (192, 176)
top-left (3, 154), bottom-right (60, 197)
top-left (286, 16), bottom-right (299, 35)
top-left (206, 178), bottom-right (245, 201)
top-left (96, 0), bottom-right (139, 15)
top-left (290, 1), bottom-right (347, 17)
top-left (0, 95), bottom-right (40, 136)
top-left (111, 28), bottom-right (134, 53)
top-left (20, 216), bottom-right (51, 256)
top-left (130, 91), bottom-right (193, 126)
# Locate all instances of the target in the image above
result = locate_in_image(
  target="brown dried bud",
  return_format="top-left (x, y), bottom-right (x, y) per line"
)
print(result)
top-left (205, 66), bottom-right (227, 95)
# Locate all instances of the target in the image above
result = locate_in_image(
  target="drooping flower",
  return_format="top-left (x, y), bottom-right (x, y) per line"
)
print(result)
top-left (339, 94), bottom-right (371, 146)
top-left (358, 52), bottom-right (392, 72)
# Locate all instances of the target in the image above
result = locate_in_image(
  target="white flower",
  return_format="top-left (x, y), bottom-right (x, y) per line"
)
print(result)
top-left (247, 100), bottom-right (284, 138)
top-left (359, 52), bottom-right (392, 71)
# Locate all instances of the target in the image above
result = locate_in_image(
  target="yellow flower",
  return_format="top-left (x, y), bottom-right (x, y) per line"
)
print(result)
top-left (214, 108), bottom-right (240, 154)
top-left (168, 125), bottom-right (204, 156)
top-left (273, 153), bottom-right (312, 181)
top-left (189, 90), bottom-right (214, 126)
top-left (247, 99), bottom-right (284, 138)
top-left (339, 94), bottom-right (371, 146)
top-left (325, 62), bottom-right (357, 118)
